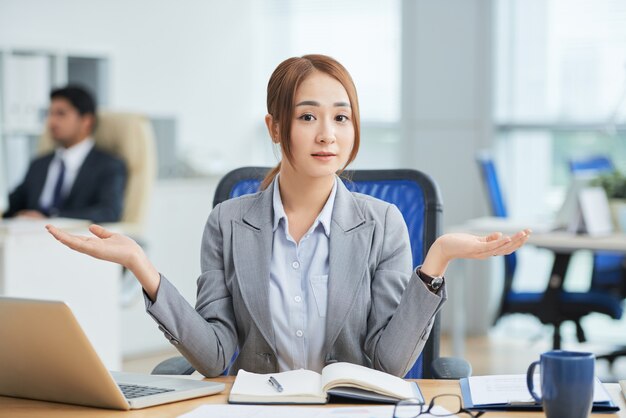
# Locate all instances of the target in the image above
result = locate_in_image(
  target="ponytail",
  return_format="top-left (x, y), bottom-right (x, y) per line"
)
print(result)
top-left (260, 163), bottom-right (280, 190)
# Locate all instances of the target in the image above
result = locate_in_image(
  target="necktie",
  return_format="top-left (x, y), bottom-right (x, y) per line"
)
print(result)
top-left (50, 159), bottom-right (66, 214)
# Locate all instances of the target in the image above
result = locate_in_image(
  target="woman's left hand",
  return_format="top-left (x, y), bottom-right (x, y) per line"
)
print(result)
top-left (421, 229), bottom-right (531, 276)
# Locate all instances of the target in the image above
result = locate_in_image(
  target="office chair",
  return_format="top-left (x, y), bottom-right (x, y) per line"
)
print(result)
top-left (40, 111), bottom-right (157, 306)
top-left (152, 167), bottom-right (470, 379)
top-left (568, 155), bottom-right (614, 177)
top-left (39, 111), bottom-right (157, 236)
top-left (569, 156), bottom-right (626, 367)
top-left (476, 152), bottom-right (623, 349)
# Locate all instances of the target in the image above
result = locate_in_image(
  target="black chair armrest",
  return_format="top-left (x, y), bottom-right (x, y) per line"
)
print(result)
top-left (431, 357), bottom-right (472, 379)
top-left (151, 356), bottom-right (196, 375)
top-left (151, 355), bottom-right (470, 379)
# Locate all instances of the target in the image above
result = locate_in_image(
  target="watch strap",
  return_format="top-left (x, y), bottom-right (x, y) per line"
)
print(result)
top-left (416, 268), bottom-right (445, 292)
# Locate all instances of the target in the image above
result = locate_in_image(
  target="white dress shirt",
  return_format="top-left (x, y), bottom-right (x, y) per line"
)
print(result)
top-left (39, 138), bottom-right (95, 210)
top-left (269, 175), bottom-right (338, 372)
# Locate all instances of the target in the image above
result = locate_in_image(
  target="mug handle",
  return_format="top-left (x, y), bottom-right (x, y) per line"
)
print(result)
top-left (526, 360), bottom-right (542, 403)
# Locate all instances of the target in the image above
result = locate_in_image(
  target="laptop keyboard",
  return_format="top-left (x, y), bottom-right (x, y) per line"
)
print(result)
top-left (118, 383), bottom-right (175, 399)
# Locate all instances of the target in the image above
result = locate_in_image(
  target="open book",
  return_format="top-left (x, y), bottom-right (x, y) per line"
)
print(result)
top-left (228, 362), bottom-right (423, 404)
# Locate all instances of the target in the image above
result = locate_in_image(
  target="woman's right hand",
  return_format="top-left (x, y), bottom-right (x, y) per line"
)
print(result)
top-left (46, 224), bottom-right (161, 299)
top-left (46, 224), bottom-right (141, 268)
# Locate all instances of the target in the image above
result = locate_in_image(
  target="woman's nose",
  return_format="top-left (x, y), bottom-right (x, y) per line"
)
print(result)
top-left (317, 122), bottom-right (336, 143)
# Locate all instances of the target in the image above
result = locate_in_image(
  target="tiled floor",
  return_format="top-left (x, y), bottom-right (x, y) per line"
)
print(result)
top-left (440, 318), bottom-right (626, 383)
top-left (123, 348), bottom-right (181, 374)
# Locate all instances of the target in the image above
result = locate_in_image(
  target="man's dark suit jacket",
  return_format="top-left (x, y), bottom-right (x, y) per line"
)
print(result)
top-left (3, 147), bottom-right (127, 223)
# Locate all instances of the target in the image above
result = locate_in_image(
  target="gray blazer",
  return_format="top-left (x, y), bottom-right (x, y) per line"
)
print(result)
top-left (145, 178), bottom-right (447, 377)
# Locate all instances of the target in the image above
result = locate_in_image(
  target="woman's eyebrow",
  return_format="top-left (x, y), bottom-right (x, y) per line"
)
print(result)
top-left (295, 100), bottom-right (351, 107)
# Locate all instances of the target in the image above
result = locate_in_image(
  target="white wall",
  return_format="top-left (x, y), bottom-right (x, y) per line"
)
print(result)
top-left (401, 0), bottom-right (496, 335)
top-left (0, 0), bottom-right (499, 354)
top-left (0, 0), bottom-right (267, 175)
top-left (121, 177), bottom-right (220, 356)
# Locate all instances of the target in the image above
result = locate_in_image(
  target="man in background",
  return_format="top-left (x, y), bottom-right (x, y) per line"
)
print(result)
top-left (2, 85), bottom-right (127, 223)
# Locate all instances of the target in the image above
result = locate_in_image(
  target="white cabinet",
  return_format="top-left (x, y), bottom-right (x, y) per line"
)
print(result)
top-left (2, 54), bottom-right (50, 134)
top-left (0, 48), bottom-right (110, 193)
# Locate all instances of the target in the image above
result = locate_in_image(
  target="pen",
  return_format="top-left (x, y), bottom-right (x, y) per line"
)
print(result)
top-left (268, 376), bottom-right (283, 392)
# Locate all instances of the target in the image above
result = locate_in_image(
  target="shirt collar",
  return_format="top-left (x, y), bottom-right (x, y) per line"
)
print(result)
top-left (272, 175), bottom-right (338, 237)
top-left (55, 137), bottom-right (95, 171)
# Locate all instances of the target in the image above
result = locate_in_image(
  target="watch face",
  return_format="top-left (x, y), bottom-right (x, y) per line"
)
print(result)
top-left (431, 277), bottom-right (444, 290)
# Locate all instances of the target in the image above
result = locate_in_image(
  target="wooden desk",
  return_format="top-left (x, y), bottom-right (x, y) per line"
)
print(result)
top-left (0, 377), bottom-right (623, 418)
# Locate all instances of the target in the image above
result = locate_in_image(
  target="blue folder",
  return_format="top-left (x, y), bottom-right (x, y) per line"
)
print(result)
top-left (459, 378), bottom-right (620, 413)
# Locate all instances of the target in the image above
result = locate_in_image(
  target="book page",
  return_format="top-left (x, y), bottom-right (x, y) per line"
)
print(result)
top-left (230, 369), bottom-right (324, 402)
top-left (320, 362), bottom-right (415, 400)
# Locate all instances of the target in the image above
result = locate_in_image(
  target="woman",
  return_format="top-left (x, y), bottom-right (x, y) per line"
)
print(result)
top-left (47, 54), bottom-right (529, 378)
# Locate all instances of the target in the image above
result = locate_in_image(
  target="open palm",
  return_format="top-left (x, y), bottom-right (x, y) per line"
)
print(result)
top-left (46, 224), bottom-right (142, 269)
top-left (438, 229), bottom-right (530, 261)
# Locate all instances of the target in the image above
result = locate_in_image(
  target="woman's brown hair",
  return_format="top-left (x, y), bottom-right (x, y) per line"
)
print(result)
top-left (260, 54), bottom-right (361, 189)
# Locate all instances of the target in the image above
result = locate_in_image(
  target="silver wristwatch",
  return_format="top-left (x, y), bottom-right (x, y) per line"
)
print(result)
top-left (417, 268), bottom-right (444, 292)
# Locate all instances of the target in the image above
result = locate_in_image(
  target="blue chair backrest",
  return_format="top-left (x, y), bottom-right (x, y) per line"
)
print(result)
top-left (569, 156), bottom-right (614, 176)
top-left (476, 154), bottom-right (517, 278)
top-left (214, 167), bottom-right (442, 379)
top-left (476, 156), bottom-right (508, 218)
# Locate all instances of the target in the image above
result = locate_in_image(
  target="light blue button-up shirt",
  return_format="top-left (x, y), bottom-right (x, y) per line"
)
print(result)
top-left (269, 175), bottom-right (337, 372)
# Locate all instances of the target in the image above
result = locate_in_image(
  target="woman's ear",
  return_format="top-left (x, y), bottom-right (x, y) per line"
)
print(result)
top-left (265, 114), bottom-right (280, 143)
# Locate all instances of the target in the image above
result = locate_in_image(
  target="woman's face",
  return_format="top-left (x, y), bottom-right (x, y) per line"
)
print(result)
top-left (283, 70), bottom-right (355, 180)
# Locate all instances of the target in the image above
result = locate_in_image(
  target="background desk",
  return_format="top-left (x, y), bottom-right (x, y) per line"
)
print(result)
top-left (0, 377), bottom-right (623, 417)
top-left (449, 217), bottom-right (626, 355)
top-left (0, 219), bottom-right (123, 369)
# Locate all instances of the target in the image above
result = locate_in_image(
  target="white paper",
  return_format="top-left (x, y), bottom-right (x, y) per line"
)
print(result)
top-left (178, 405), bottom-right (456, 418)
top-left (578, 187), bottom-right (613, 236)
top-left (178, 405), bottom-right (327, 418)
top-left (468, 374), bottom-right (611, 406)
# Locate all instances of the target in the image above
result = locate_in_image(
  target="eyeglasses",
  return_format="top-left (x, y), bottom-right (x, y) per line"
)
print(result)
top-left (393, 395), bottom-right (485, 418)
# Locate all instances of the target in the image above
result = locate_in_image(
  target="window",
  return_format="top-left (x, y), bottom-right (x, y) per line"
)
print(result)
top-left (494, 0), bottom-right (626, 218)
top-left (250, 0), bottom-right (402, 169)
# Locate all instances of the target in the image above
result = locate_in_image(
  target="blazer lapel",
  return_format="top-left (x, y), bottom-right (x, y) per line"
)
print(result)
top-left (232, 185), bottom-right (276, 354)
top-left (324, 180), bottom-right (374, 353)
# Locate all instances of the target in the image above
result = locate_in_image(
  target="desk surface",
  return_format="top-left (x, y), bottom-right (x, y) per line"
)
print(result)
top-left (0, 377), bottom-right (624, 418)
top-left (456, 216), bottom-right (626, 253)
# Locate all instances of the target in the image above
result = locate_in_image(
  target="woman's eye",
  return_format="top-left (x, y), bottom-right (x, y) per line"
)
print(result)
top-left (336, 115), bottom-right (349, 122)
top-left (299, 113), bottom-right (315, 121)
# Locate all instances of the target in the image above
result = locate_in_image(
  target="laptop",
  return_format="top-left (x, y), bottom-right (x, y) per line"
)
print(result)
top-left (0, 297), bottom-right (225, 410)
top-left (465, 176), bottom-right (593, 234)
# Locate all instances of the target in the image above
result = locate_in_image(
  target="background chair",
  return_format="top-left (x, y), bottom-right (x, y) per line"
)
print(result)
top-left (568, 155), bottom-right (614, 177)
top-left (152, 167), bottom-right (470, 379)
top-left (41, 111), bottom-right (157, 307)
top-left (476, 152), bottom-right (623, 349)
top-left (39, 111), bottom-right (157, 236)
top-left (569, 155), bottom-right (626, 367)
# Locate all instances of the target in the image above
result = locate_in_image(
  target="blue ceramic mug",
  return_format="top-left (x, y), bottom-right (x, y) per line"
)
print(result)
top-left (526, 350), bottom-right (595, 418)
